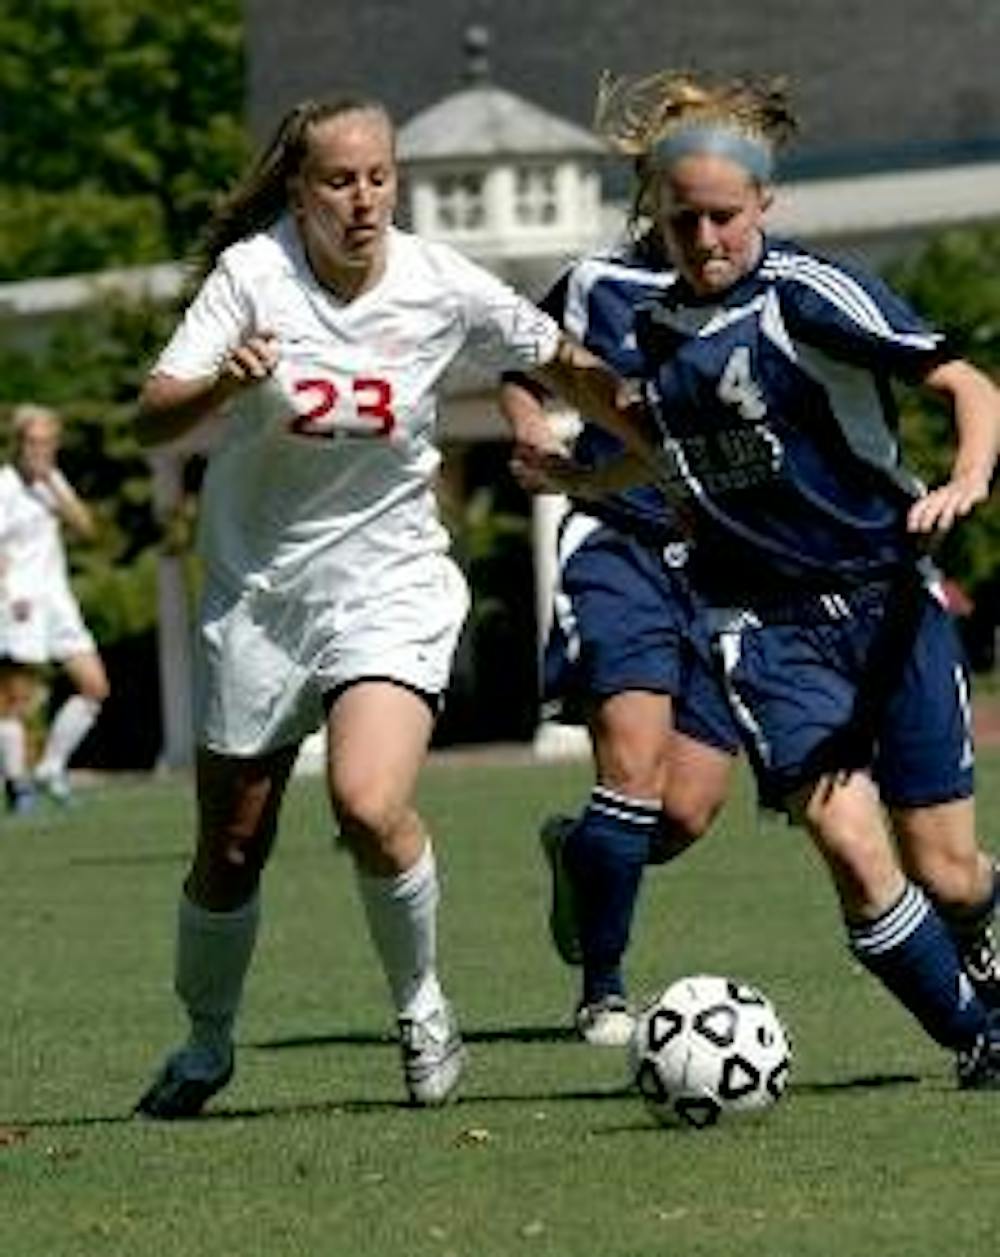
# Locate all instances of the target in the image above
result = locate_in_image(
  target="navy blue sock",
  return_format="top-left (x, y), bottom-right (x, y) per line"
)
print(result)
top-left (849, 882), bottom-right (987, 1048)
top-left (564, 786), bottom-right (660, 1005)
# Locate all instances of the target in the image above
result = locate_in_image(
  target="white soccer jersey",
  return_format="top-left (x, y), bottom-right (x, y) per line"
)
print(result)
top-left (0, 465), bottom-right (93, 663)
top-left (0, 465), bottom-right (72, 601)
top-left (155, 219), bottom-right (562, 593)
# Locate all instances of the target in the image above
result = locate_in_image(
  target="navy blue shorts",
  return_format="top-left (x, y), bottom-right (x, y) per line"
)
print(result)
top-left (712, 584), bottom-right (975, 809)
top-left (544, 517), bottom-right (740, 755)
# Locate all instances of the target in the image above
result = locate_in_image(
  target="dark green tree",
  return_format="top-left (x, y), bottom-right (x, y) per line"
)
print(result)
top-left (0, 0), bottom-right (248, 279)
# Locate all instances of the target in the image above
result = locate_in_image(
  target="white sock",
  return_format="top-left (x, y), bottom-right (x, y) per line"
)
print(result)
top-left (175, 893), bottom-right (260, 1061)
top-left (357, 842), bottom-right (443, 1021)
top-left (36, 695), bottom-right (101, 778)
top-left (0, 718), bottom-right (27, 780)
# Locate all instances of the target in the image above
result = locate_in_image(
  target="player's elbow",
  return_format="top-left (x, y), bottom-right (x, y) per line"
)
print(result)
top-left (135, 374), bottom-right (194, 448)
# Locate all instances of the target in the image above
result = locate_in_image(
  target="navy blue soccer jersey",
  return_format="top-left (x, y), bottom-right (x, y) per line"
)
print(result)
top-left (539, 240), bottom-right (682, 542)
top-left (636, 237), bottom-right (954, 600)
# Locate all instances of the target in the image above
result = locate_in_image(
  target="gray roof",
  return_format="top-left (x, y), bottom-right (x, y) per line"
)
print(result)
top-left (247, 0), bottom-right (1000, 180)
top-left (398, 84), bottom-right (604, 162)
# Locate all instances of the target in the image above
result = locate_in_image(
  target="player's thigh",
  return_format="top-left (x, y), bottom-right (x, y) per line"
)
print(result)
top-left (61, 649), bottom-right (109, 700)
top-left (326, 680), bottom-right (434, 832)
top-left (661, 729), bottom-right (734, 833)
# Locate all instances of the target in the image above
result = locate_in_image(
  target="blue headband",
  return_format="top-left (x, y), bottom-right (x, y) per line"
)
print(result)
top-left (652, 125), bottom-right (773, 182)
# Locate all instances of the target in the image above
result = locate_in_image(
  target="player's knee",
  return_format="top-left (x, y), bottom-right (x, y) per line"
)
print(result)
top-left (185, 817), bottom-right (275, 909)
top-left (184, 847), bottom-right (263, 911)
top-left (87, 680), bottom-right (110, 704)
top-left (912, 847), bottom-right (992, 914)
top-left (78, 674), bottom-right (110, 704)
top-left (660, 790), bottom-right (724, 843)
top-left (332, 783), bottom-right (409, 854)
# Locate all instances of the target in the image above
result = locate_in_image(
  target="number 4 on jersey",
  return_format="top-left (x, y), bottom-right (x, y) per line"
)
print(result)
top-left (718, 347), bottom-right (766, 421)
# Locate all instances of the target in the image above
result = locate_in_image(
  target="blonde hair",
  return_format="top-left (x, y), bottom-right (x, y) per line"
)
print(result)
top-left (11, 403), bottom-right (61, 440)
top-left (594, 70), bottom-right (798, 226)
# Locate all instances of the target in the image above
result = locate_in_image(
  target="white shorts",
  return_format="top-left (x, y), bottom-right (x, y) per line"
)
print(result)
top-left (0, 587), bottom-right (96, 665)
top-left (194, 552), bottom-right (470, 756)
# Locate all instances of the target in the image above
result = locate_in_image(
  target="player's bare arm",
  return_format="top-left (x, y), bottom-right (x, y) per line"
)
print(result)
top-left (136, 332), bottom-right (280, 447)
top-left (498, 375), bottom-right (567, 453)
top-left (499, 374), bottom-right (572, 496)
top-left (533, 335), bottom-right (661, 466)
top-left (510, 444), bottom-right (652, 499)
top-left (46, 470), bottom-right (96, 540)
top-left (908, 358), bottom-right (1000, 535)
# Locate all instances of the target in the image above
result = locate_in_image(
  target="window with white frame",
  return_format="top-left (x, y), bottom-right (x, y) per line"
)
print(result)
top-left (514, 165), bottom-right (559, 226)
top-left (433, 173), bottom-right (485, 232)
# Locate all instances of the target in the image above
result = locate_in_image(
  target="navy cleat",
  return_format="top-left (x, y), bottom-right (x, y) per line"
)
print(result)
top-left (134, 1044), bottom-right (234, 1119)
top-left (539, 814), bottom-right (582, 966)
top-left (956, 1013), bottom-right (1000, 1090)
top-left (955, 920), bottom-right (1000, 1009)
top-left (5, 780), bottom-right (37, 816)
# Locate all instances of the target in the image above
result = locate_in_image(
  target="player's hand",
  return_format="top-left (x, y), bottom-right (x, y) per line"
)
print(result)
top-left (511, 445), bottom-right (589, 496)
top-left (906, 473), bottom-right (991, 535)
top-left (218, 332), bottom-right (280, 389)
top-left (11, 598), bottom-right (31, 622)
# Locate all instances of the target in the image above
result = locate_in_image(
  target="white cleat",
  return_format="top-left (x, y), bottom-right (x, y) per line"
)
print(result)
top-left (35, 769), bottom-right (73, 806)
top-left (398, 1003), bottom-right (466, 1106)
top-left (575, 995), bottom-right (636, 1048)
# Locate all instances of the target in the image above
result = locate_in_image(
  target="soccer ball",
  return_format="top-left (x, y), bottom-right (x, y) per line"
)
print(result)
top-left (630, 975), bottom-right (791, 1129)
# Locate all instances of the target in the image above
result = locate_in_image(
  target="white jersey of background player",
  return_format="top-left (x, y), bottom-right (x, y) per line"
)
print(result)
top-left (0, 460), bottom-right (90, 659)
top-left (0, 405), bottom-right (108, 810)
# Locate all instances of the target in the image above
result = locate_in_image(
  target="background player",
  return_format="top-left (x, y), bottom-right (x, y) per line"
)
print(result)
top-left (501, 229), bottom-right (739, 1047)
top-left (133, 94), bottom-right (642, 1116)
top-left (0, 404), bottom-right (108, 811)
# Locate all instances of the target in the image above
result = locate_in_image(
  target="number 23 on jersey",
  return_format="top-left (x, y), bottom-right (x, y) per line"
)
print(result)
top-left (288, 375), bottom-right (396, 439)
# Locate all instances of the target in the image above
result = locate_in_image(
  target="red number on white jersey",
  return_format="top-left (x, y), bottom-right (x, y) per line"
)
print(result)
top-left (289, 378), bottom-right (339, 437)
top-left (354, 377), bottom-right (395, 437)
top-left (288, 376), bottom-right (396, 439)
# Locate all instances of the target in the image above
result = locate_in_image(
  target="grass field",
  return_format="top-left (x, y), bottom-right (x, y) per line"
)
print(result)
top-left (3, 752), bottom-right (1000, 1256)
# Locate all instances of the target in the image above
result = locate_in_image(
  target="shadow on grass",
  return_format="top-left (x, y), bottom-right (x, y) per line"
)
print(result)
top-left (790, 1071), bottom-right (921, 1094)
top-left (5, 1063), bottom-right (923, 1133)
top-left (212, 1085), bottom-right (634, 1120)
top-left (247, 1023), bottom-right (578, 1050)
top-left (8, 1083), bottom-right (632, 1131)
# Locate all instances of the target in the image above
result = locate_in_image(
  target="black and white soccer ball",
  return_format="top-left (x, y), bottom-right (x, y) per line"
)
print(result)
top-left (630, 975), bottom-right (792, 1129)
